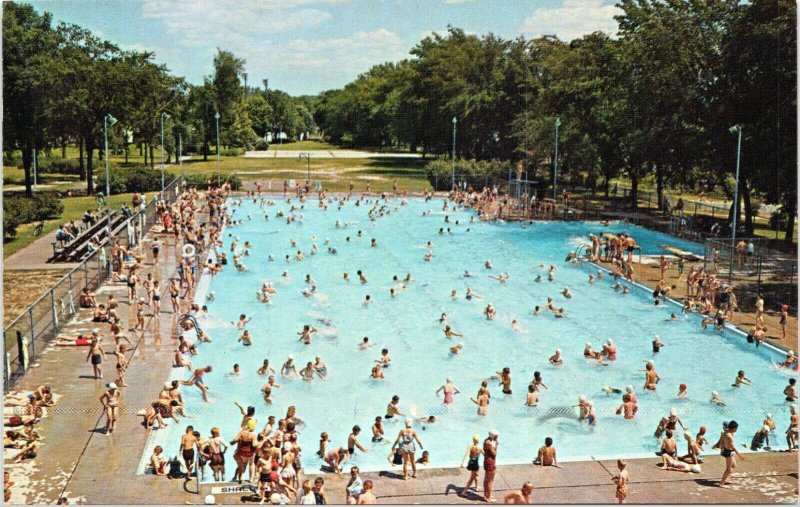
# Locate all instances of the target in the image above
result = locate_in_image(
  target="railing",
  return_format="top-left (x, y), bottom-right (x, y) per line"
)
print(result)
top-left (3, 176), bottom-right (184, 392)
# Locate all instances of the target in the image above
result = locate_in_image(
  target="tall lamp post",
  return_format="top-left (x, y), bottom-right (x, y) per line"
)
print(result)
top-left (728, 124), bottom-right (743, 283)
top-left (160, 111), bottom-right (170, 192)
top-left (103, 113), bottom-right (118, 199)
top-left (451, 116), bottom-right (457, 190)
top-left (215, 111), bottom-right (221, 187)
top-left (553, 117), bottom-right (561, 200)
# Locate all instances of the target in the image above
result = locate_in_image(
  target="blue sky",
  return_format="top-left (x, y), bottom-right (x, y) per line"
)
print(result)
top-left (27, 0), bottom-right (621, 96)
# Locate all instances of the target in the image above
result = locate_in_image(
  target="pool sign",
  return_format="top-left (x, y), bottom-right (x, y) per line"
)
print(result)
top-left (210, 485), bottom-right (257, 495)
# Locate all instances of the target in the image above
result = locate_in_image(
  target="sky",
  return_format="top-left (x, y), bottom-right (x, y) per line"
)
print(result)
top-left (27, 0), bottom-right (622, 96)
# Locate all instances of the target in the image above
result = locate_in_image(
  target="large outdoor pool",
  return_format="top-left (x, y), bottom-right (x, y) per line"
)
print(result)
top-left (141, 196), bottom-right (792, 478)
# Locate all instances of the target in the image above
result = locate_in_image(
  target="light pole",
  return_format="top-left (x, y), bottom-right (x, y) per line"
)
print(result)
top-left (451, 116), bottom-right (457, 190)
top-left (160, 111), bottom-right (170, 192)
top-left (32, 149), bottom-right (37, 190)
top-left (215, 111), bottom-right (221, 187)
top-left (178, 132), bottom-right (183, 168)
top-left (728, 124), bottom-right (743, 283)
top-left (553, 117), bottom-right (561, 200)
top-left (103, 113), bottom-right (118, 198)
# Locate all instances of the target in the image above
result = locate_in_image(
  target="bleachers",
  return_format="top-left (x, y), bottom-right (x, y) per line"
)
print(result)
top-left (49, 212), bottom-right (125, 263)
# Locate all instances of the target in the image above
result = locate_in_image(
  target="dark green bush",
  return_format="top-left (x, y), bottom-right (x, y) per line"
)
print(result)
top-left (3, 192), bottom-right (64, 238)
top-left (39, 158), bottom-right (81, 175)
top-left (181, 173), bottom-right (242, 191)
top-left (254, 139), bottom-right (269, 151)
top-left (425, 159), bottom-right (511, 191)
top-left (220, 148), bottom-right (245, 157)
top-left (103, 166), bottom-right (175, 194)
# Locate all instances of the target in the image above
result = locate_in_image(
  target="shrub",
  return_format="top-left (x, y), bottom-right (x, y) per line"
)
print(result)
top-left (254, 139), bottom-right (269, 151)
top-left (102, 166), bottom-right (175, 195)
top-left (180, 173), bottom-right (242, 191)
top-left (425, 158), bottom-right (512, 191)
top-left (220, 148), bottom-right (245, 157)
top-left (39, 158), bottom-right (81, 175)
top-left (3, 192), bottom-right (64, 238)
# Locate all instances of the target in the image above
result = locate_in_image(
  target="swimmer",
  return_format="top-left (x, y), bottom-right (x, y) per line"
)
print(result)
top-left (360, 337), bottom-right (373, 350)
top-left (358, 270), bottom-right (368, 284)
top-left (652, 335), bottom-right (665, 353)
top-left (534, 275), bottom-right (542, 283)
top-left (363, 295), bottom-right (372, 306)
top-left (443, 325), bottom-right (463, 339)
top-left (257, 359), bottom-right (276, 376)
top-left (484, 303), bottom-right (496, 320)
top-left (485, 260), bottom-right (493, 269)
top-left (375, 348), bottom-right (391, 368)
top-left (561, 287), bottom-right (572, 298)
top-left (465, 288), bottom-right (482, 300)
top-left (450, 342), bottom-right (464, 355)
top-left (300, 362), bottom-right (325, 381)
top-left (314, 356), bottom-right (328, 378)
top-left (732, 370), bottom-right (751, 387)
top-left (677, 384), bottom-right (687, 399)
top-left (710, 391), bottom-right (726, 406)
top-left (343, 272), bottom-right (350, 281)
top-left (602, 385), bottom-right (623, 395)
top-left (436, 378), bottom-right (461, 405)
top-left (644, 360), bottom-right (660, 390)
top-left (531, 371), bottom-right (549, 391)
top-left (583, 342), bottom-right (606, 365)
top-left (371, 364), bottom-right (385, 379)
top-left (281, 356), bottom-right (298, 378)
top-left (297, 325), bottom-right (318, 344)
top-left (439, 313), bottom-right (448, 323)
top-left (237, 330), bottom-right (253, 346)
top-left (549, 349), bottom-right (563, 366)
top-left (525, 384), bottom-right (539, 407)
top-left (532, 306), bottom-right (541, 316)
top-left (489, 272), bottom-right (510, 283)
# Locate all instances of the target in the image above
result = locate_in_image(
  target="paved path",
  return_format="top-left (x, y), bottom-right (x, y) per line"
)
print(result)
top-left (244, 149), bottom-right (422, 159)
top-left (4, 229), bottom-right (78, 270)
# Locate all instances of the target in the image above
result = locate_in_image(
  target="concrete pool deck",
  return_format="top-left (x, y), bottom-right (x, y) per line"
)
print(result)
top-left (4, 193), bottom-right (798, 504)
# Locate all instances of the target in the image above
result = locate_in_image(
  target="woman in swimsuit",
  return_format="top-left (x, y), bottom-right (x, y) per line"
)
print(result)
top-left (436, 378), bottom-right (461, 405)
top-left (459, 434), bottom-right (483, 495)
top-left (231, 420), bottom-right (260, 483)
top-left (471, 387), bottom-right (490, 416)
top-left (780, 304), bottom-right (788, 340)
top-left (392, 419), bottom-right (423, 480)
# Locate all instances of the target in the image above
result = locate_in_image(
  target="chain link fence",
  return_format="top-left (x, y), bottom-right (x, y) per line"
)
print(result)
top-left (3, 176), bottom-right (184, 392)
top-left (703, 237), bottom-right (797, 313)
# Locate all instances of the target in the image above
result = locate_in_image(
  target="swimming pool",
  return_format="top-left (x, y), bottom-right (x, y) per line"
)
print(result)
top-left (142, 197), bottom-right (791, 478)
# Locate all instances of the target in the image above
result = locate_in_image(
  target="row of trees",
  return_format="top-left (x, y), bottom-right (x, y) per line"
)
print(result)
top-left (3, 2), bottom-right (314, 197)
top-left (314, 0), bottom-right (796, 243)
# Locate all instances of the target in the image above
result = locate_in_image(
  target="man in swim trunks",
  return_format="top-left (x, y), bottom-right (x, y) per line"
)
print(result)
top-left (181, 366), bottom-right (212, 402)
top-left (533, 437), bottom-right (561, 468)
top-left (503, 482), bottom-right (534, 504)
top-left (180, 425), bottom-right (199, 477)
top-left (86, 337), bottom-right (106, 379)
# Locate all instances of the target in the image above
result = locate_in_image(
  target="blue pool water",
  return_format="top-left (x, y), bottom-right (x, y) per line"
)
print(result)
top-left (143, 197), bottom-right (791, 477)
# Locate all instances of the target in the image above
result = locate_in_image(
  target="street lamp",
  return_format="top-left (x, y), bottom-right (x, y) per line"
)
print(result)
top-left (160, 111), bottom-right (170, 192)
top-left (215, 111), bottom-right (221, 187)
top-left (451, 116), bottom-right (457, 190)
top-left (103, 113), bottom-right (118, 199)
top-left (553, 117), bottom-right (561, 200)
top-left (728, 124), bottom-right (743, 283)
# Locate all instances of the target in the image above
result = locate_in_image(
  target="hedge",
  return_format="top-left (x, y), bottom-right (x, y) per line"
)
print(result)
top-left (425, 158), bottom-right (512, 191)
top-left (101, 166), bottom-right (176, 195)
top-left (3, 192), bottom-right (64, 238)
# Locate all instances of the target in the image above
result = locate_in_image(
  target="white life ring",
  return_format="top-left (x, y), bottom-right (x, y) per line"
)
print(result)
top-left (182, 243), bottom-right (196, 259)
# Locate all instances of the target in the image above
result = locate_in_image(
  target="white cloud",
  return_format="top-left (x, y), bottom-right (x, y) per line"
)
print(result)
top-left (520, 0), bottom-right (621, 42)
top-left (284, 29), bottom-right (407, 71)
top-left (141, 0), bottom-right (334, 46)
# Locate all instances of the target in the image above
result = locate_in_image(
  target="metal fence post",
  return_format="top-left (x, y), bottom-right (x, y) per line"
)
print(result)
top-left (28, 308), bottom-right (35, 356)
top-left (50, 289), bottom-right (57, 336)
top-left (84, 260), bottom-right (89, 286)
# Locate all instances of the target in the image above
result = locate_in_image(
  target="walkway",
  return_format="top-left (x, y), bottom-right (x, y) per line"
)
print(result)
top-left (244, 149), bottom-right (422, 159)
top-left (4, 228), bottom-right (79, 270)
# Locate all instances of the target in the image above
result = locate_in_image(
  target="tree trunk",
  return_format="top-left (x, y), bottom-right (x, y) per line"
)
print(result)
top-left (86, 138), bottom-right (95, 195)
top-left (784, 198), bottom-right (796, 245)
top-left (203, 141), bottom-right (209, 161)
top-left (603, 171), bottom-right (610, 198)
top-left (742, 180), bottom-right (754, 236)
top-left (139, 143), bottom-right (143, 156)
top-left (149, 145), bottom-right (155, 170)
top-left (655, 164), bottom-right (665, 212)
top-left (21, 146), bottom-right (33, 198)
top-left (78, 140), bottom-right (85, 180)
top-left (629, 172), bottom-right (639, 211)
top-left (61, 141), bottom-right (67, 159)
top-left (144, 143), bottom-right (148, 166)
top-left (124, 144), bottom-right (129, 164)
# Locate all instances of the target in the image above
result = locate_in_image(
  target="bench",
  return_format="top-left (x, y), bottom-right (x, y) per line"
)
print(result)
top-left (49, 212), bottom-right (118, 262)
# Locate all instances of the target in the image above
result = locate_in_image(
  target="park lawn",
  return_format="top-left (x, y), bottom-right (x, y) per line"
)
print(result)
top-left (3, 192), bottom-right (137, 259)
top-left (265, 140), bottom-right (338, 151)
